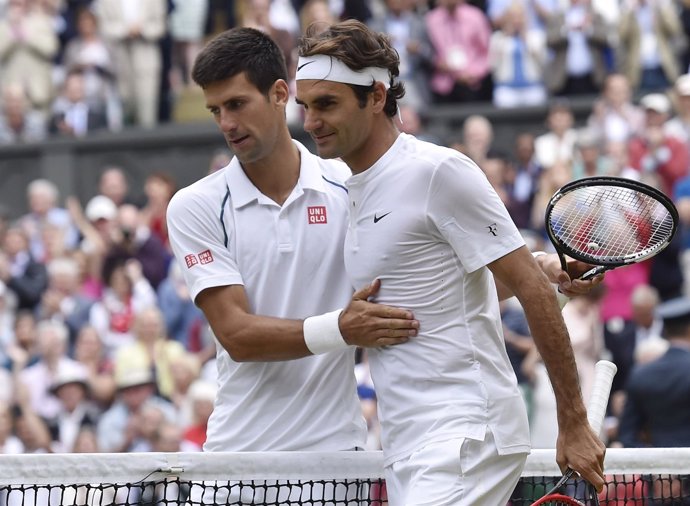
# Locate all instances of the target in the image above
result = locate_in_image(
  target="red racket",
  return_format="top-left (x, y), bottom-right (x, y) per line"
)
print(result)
top-left (531, 493), bottom-right (585, 506)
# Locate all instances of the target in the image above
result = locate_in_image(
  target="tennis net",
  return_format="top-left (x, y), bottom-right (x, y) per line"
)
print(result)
top-left (0, 448), bottom-right (688, 505)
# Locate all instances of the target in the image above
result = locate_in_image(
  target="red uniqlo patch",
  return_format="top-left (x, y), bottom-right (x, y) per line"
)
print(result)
top-left (185, 254), bottom-right (198, 268)
top-left (198, 249), bottom-right (214, 264)
top-left (307, 206), bottom-right (327, 224)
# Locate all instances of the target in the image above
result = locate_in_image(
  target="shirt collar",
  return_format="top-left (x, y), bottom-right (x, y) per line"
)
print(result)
top-left (223, 140), bottom-right (328, 209)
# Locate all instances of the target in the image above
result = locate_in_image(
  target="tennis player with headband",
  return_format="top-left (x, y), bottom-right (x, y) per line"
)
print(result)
top-left (295, 20), bottom-right (606, 505)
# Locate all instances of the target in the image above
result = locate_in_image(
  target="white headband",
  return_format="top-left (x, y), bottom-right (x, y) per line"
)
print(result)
top-left (295, 54), bottom-right (391, 89)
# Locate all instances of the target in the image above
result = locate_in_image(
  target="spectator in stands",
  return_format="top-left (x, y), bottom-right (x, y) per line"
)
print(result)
top-left (207, 148), bottom-right (232, 175)
top-left (628, 93), bottom-right (690, 197)
top-left (571, 127), bottom-right (616, 180)
top-left (500, 298), bottom-right (534, 420)
top-left (241, 0), bottom-right (296, 77)
top-left (489, 1), bottom-right (547, 109)
top-left (535, 98), bottom-right (577, 171)
top-left (544, 0), bottom-right (610, 97)
top-left (0, 83), bottom-right (48, 144)
top-left (425, 0), bottom-right (493, 103)
top-left (666, 73), bottom-right (690, 145)
top-left (618, 0), bottom-right (683, 94)
top-left (18, 179), bottom-right (79, 263)
top-left (168, 0), bottom-right (209, 93)
top-left (88, 258), bottom-right (157, 357)
top-left (2, 310), bottom-right (39, 372)
top-left (140, 172), bottom-right (176, 249)
top-left (487, 0), bottom-right (556, 31)
top-left (587, 73), bottom-right (644, 144)
top-left (0, 226), bottom-right (48, 312)
top-left (181, 379), bottom-right (216, 451)
top-left (72, 325), bottom-right (115, 408)
top-left (530, 158), bottom-right (572, 234)
top-left (368, 0), bottom-right (433, 108)
top-left (36, 257), bottom-right (94, 347)
top-left (105, 204), bottom-right (170, 289)
top-left (619, 296), bottom-right (690, 448)
top-left (98, 166), bottom-right (134, 208)
top-left (505, 132), bottom-right (542, 230)
top-left (0, 401), bottom-right (23, 453)
top-left (45, 362), bottom-right (100, 453)
top-left (0, 0), bottom-right (59, 111)
top-left (96, 367), bottom-right (176, 453)
top-left (0, 281), bottom-right (14, 368)
top-left (17, 320), bottom-right (82, 420)
top-left (298, 0), bottom-right (337, 35)
top-left (49, 71), bottom-right (108, 138)
top-left (62, 6), bottom-right (122, 132)
top-left (453, 114), bottom-right (495, 167)
top-left (94, 0), bottom-right (167, 128)
top-left (156, 261), bottom-right (206, 350)
top-left (113, 306), bottom-right (188, 401)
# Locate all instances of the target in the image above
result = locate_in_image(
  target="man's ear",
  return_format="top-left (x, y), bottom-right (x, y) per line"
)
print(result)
top-left (370, 81), bottom-right (388, 113)
top-left (272, 79), bottom-right (290, 107)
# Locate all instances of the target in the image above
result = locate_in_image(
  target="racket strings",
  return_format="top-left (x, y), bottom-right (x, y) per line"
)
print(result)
top-left (549, 186), bottom-right (674, 263)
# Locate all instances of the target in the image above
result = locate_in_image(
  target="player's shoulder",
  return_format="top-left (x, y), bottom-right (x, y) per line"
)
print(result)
top-left (168, 169), bottom-right (228, 219)
top-left (399, 133), bottom-right (479, 174)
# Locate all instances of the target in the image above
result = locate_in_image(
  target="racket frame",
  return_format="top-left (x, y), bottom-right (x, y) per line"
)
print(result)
top-left (544, 176), bottom-right (679, 278)
top-left (530, 493), bottom-right (586, 506)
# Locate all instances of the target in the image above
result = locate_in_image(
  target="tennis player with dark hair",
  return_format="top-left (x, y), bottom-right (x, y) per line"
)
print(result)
top-left (295, 19), bottom-right (606, 505)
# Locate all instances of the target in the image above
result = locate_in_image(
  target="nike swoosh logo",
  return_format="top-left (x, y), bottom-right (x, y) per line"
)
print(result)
top-left (373, 212), bottom-right (391, 223)
top-left (297, 61), bottom-right (315, 71)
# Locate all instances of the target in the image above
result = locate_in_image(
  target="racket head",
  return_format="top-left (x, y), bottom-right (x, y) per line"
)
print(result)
top-left (531, 494), bottom-right (586, 506)
top-left (544, 176), bottom-right (678, 269)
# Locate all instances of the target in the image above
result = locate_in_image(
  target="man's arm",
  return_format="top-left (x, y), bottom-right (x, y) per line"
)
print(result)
top-left (489, 245), bottom-right (606, 491)
top-left (196, 279), bottom-right (418, 362)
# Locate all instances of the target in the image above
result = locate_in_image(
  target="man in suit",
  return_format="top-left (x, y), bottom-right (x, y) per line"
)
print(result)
top-left (619, 296), bottom-right (690, 448)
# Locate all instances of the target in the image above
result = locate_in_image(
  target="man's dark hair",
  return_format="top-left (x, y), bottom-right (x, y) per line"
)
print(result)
top-left (192, 27), bottom-right (289, 96)
top-left (298, 19), bottom-right (405, 118)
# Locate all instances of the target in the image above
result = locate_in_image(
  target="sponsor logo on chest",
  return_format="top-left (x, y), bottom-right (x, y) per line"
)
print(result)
top-left (307, 206), bottom-right (327, 224)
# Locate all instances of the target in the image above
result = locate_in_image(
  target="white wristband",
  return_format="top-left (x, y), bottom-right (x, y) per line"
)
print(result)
top-left (303, 309), bottom-right (348, 355)
top-left (532, 251), bottom-right (569, 309)
top-left (531, 251), bottom-right (547, 259)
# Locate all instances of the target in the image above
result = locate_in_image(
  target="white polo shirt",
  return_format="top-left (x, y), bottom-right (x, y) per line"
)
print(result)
top-left (167, 140), bottom-right (367, 452)
top-left (344, 133), bottom-right (531, 466)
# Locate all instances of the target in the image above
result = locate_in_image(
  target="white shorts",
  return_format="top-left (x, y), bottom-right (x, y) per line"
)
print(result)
top-left (385, 427), bottom-right (527, 506)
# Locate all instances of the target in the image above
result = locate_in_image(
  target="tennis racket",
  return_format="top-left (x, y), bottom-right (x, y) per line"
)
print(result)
top-left (529, 360), bottom-right (618, 506)
top-left (545, 176), bottom-right (678, 281)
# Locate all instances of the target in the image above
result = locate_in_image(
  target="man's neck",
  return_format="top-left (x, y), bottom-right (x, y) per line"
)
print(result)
top-left (242, 136), bottom-right (301, 206)
top-left (346, 121), bottom-right (400, 175)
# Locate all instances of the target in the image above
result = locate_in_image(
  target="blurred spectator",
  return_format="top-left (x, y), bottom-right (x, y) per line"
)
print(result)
top-left (426, 0), bottom-right (493, 103)
top-left (299, 0), bottom-right (337, 35)
top-left (452, 114), bottom-right (495, 166)
top-left (181, 379), bottom-right (216, 451)
top-left (18, 179), bottom-right (79, 263)
top-left (45, 361), bottom-right (100, 453)
top-left (98, 166), bottom-right (135, 208)
top-left (489, 1), bottom-right (547, 109)
top-left (62, 6), bottom-right (122, 132)
top-left (2, 310), bottom-right (39, 372)
top-left (487, 0), bottom-right (556, 31)
top-left (94, 0), bottom-right (167, 128)
top-left (617, 0), bottom-right (682, 94)
top-left (530, 158), bottom-right (572, 234)
top-left (534, 98), bottom-right (577, 170)
top-left (157, 261), bottom-right (206, 350)
top-left (665, 73), bottom-right (690, 144)
top-left (17, 320), bottom-right (82, 420)
top-left (631, 284), bottom-right (664, 351)
top-left (587, 73), bottom-right (644, 143)
top-left (113, 306), bottom-right (187, 401)
top-left (393, 103), bottom-right (441, 144)
top-left (72, 324), bottom-right (116, 408)
top-left (0, 226), bottom-right (48, 312)
top-left (88, 258), bottom-right (157, 357)
top-left (140, 172), bottom-right (176, 249)
top-left (240, 0), bottom-right (296, 76)
top-left (619, 296), bottom-right (690, 448)
top-left (481, 151), bottom-right (510, 204)
top-left (505, 132), bottom-right (542, 230)
top-left (36, 256), bottom-right (94, 346)
top-left (628, 93), bottom-right (690, 197)
top-left (0, 281), bottom-right (14, 367)
top-left (96, 367), bottom-right (176, 453)
top-left (168, 0), bottom-right (209, 93)
top-left (0, 401), bottom-right (23, 453)
top-left (544, 0), bottom-right (609, 97)
top-left (571, 127), bottom-right (615, 180)
top-left (500, 298), bottom-right (534, 421)
top-left (0, 83), bottom-right (48, 144)
top-left (104, 204), bottom-right (171, 289)
top-left (368, 0), bottom-right (433, 108)
top-left (168, 354), bottom-right (201, 419)
top-left (0, 0), bottom-right (59, 111)
top-left (207, 149), bottom-right (232, 175)
top-left (49, 70), bottom-right (108, 138)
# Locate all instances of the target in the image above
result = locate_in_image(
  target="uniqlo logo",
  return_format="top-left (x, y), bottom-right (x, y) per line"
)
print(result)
top-left (198, 249), bottom-right (214, 264)
top-left (185, 254), bottom-right (198, 268)
top-left (307, 206), bottom-right (327, 224)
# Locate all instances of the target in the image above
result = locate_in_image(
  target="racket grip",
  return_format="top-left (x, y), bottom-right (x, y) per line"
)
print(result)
top-left (586, 360), bottom-right (617, 436)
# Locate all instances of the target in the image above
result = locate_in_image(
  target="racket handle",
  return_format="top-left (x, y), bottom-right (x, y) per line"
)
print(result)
top-left (586, 360), bottom-right (617, 436)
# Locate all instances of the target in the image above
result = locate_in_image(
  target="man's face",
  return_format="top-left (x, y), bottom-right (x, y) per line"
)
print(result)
top-left (296, 79), bottom-right (373, 165)
top-left (203, 73), bottom-right (286, 165)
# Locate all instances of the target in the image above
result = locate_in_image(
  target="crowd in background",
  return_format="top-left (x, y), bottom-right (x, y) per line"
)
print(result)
top-left (0, 0), bottom-right (690, 475)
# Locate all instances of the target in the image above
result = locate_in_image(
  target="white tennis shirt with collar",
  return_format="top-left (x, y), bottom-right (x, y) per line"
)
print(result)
top-left (167, 140), bottom-right (367, 452)
top-left (344, 133), bottom-right (531, 466)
